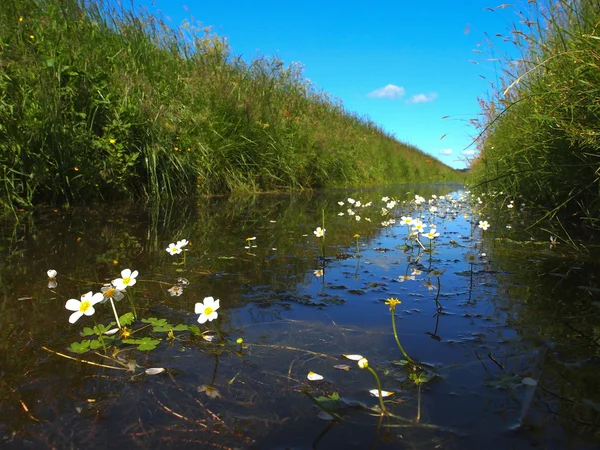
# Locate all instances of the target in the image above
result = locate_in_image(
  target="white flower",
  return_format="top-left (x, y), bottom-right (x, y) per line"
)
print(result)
top-left (168, 285), bottom-right (184, 297)
top-left (398, 275), bottom-right (416, 282)
top-left (314, 269), bottom-right (323, 277)
top-left (412, 220), bottom-right (425, 234)
top-left (176, 239), bottom-right (189, 248)
top-left (195, 296), bottom-right (220, 324)
top-left (101, 284), bottom-right (124, 301)
top-left (338, 201), bottom-right (344, 206)
top-left (381, 196), bottom-right (389, 202)
top-left (65, 291), bottom-right (103, 324)
top-left (400, 216), bottom-right (413, 226)
top-left (421, 229), bottom-right (440, 240)
top-left (347, 198), bottom-right (356, 204)
top-left (112, 268), bottom-right (139, 291)
top-left (47, 269), bottom-right (57, 279)
top-left (478, 220), bottom-right (490, 231)
top-left (166, 243), bottom-right (182, 255)
top-left (313, 227), bottom-right (325, 238)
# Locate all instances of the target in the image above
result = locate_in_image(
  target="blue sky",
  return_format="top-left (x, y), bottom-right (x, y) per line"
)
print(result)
top-left (137, 0), bottom-right (520, 169)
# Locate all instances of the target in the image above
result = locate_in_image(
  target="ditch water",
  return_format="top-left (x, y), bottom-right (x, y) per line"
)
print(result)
top-left (1, 184), bottom-right (599, 449)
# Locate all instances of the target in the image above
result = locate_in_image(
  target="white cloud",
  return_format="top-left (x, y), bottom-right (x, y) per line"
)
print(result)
top-left (367, 84), bottom-right (405, 99)
top-left (439, 148), bottom-right (453, 155)
top-left (462, 149), bottom-right (476, 156)
top-left (406, 92), bottom-right (438, 104)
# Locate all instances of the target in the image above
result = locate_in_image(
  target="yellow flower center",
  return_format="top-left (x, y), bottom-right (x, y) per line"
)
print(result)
top-left (204, 307), bottom-right (213, 315)
top-left (104, 287), bottom-right (116, 297)
top-left (79, 300), bottom-right (91, 312)
top-left (123, 277), bottom-right (131, 285)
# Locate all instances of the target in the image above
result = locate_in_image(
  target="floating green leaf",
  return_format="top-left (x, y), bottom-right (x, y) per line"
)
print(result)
top-left (123, 337), bottom-right (161, 351)
top-left (68, 340), bottom-right (91, 354)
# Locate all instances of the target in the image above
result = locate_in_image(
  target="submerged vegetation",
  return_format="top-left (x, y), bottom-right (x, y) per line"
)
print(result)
top-left (471, 0), bottom-right (600, 231)
top-left (0, 0), bottom-right (459, 210)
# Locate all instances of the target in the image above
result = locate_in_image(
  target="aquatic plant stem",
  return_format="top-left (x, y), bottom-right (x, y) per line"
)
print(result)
top-left (390, 309), bottom-right (417, 366)
top-left (109, 298), bottom-right (122, 329)
top-left (416, 383), bottom-right (421, 423)
top-left (321, 208), bottom-right (326, 260)
top-left (127, 291), bottom-right (138, 319)
top-left (366, 366), bottom-right (389, 415)
top-left (434, 277), bottom-right (442, 311)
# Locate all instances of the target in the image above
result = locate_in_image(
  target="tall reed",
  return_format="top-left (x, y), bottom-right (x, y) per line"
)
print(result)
top-left (471, 0), bottom-right (600, 230)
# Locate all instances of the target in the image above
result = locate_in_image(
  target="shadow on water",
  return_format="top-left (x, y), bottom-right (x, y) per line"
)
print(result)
top-left (0, 184), bottom-right (599, 449)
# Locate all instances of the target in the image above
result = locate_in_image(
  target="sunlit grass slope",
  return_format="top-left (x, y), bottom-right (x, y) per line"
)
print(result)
top-left (0, 0), bottom-right (460, 209)
top-left (471, 0), bottom-right (600, 230)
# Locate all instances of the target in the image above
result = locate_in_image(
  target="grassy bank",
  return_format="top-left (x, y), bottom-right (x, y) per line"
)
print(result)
top-left (470, 0), bottom-right (600, 230)
top-left (0, 0), bottom-right (460, 210)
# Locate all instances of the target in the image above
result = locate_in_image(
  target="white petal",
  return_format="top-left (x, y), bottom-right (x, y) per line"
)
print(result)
top-left (203, 296), bottom-right (215, 307)
top-left (369, 389), bottom-right (394, 397)
top-left (80, 291), bottom-right (94, 301)
top-left (69, 311), bottom-right (83, 324)
top-left (317, 411), bottom-right (334, 421)
top-left (522, 377), bottom-right (538, 386)
top-left (47, 269), bottom-right (57, 278)
top-left (90, 292), bottom-right (104, 304)
top-left (197, 314), bottom-right (208, 324)
top-left (343, 354), bottom-right (364, 361)
top-left (307, 371), bottom-right (324, 381)
top-left (194, 302), bottom-right (203, 314)
top-left (207, 311), bottom-right (218, 321)
top-left (145, 368), bottom-right (165, 375)
top-left (65, 299), bottom-right (81, 311)
top-left (83, 305), bottom-right (96, 316)
top-left (212, 299), bottom-right (220, 311)
top-left (121, 268), bottom-right (131, 278)
top-left (130, 270), bottom-right (139, 279)
top-left (202, 332), bottom-right (217, 342)
top-left (104, 328), bottom-right (120, 335)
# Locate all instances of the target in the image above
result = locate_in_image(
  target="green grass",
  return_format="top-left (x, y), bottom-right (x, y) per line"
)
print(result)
top-left (0, 0), bottom-right (461, 210)
top-left (470, 0), bottom-right (600, 230)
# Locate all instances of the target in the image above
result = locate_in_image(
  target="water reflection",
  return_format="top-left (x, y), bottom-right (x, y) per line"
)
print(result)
top-left (0, 184), bottom-right (599, 449)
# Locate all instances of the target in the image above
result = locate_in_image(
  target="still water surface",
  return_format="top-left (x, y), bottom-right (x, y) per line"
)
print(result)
top-left (1, 184), bottom-right (599, 449)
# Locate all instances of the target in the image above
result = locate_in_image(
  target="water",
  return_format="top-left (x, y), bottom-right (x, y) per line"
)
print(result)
top-left (1, 184), bottom-right (599, 449)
